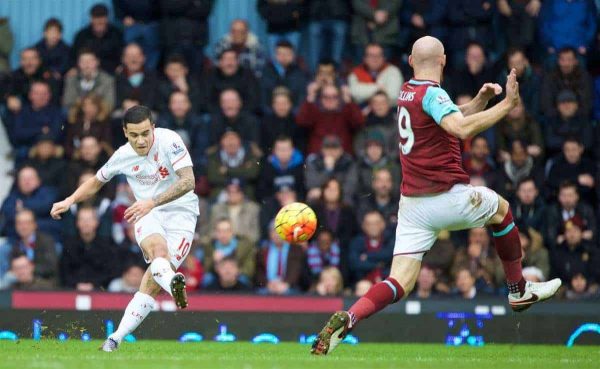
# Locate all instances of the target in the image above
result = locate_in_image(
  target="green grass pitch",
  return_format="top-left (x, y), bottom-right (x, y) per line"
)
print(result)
top-left (2, 340), bottom-right (599, 369)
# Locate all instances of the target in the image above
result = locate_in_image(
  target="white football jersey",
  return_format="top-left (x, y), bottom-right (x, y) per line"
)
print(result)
top-left (96, 127), bottom-right (199, 214)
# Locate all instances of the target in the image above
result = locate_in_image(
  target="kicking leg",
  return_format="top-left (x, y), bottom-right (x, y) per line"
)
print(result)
top-left (487, 196), bottom-right (561, 311)
top-left (311, 255), bottom-right (421, 355)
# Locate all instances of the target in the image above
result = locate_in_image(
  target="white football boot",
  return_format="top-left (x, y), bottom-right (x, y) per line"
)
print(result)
top-left (508, 278), bottom-right (562, 312)
top-left (99, 337), bottom-right (119, 352)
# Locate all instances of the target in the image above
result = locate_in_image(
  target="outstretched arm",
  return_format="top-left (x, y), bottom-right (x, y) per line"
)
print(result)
top-left (441, 69), bottom-right (519, 139)
top-left (123, 166), bottom-right (195, 223)
top-left (50, 177), bottom-right (105, 219)
top-left (458, 83), bottom-right (503, 116)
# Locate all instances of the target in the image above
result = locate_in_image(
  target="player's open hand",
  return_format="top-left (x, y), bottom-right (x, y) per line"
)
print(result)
top-left (124, 199), bottom-right (156, 223)
top-left (50, 198), bottom-right (74, 219)
top-left (477, 83), bottom-right (502, 101)
top-left (504, 68), bottom-right (520, 108)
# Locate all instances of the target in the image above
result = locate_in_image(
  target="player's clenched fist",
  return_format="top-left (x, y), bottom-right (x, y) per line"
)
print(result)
top-left (50, 198), bottom-right (74, 219)
top-left (124, 199), bottom-right (156, 223)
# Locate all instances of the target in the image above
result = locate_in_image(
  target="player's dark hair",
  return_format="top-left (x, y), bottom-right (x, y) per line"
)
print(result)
top-left (122, 105), bottom-right (154, 127)
top-left (90, 3), bottom-right (109, 17)
top-left (44, 18), bottom-right (63, 32)
top-left (559, 180), bottom-right (578, 193)
top-left (275, 40), bottom-right (294, 50)
top-left (164, 53), bottom-right (188, 68)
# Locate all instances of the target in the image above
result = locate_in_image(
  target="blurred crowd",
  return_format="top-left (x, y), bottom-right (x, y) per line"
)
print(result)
top-left (0, 0), bottom-right (600, 301)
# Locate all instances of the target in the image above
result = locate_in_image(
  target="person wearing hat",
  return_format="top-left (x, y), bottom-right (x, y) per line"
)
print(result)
top-left (355, 130), bottom-right (401, 199)
top-left (206, 130), bottom-right (260, 201)
top-left (209, 177), bottom-right (261, 245)
top-left (257, 135), bottom-right (305, 201)
top-left (305, 134), bottom-right (358, 204)
top-left (544, 89), bottom-right (593, 156)
top-left (22, 133), bottom-right (66, 189)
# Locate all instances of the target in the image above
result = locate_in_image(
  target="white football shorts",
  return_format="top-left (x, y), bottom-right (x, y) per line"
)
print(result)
top-left (134, 205), bottom-right (197, 269)
top-left (394, 184), bottom-right (499, 260)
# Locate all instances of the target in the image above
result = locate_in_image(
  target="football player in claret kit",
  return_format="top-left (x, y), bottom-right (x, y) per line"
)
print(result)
top-left (311, 36), bottom-right (562, 355)
top-left (50, 106), bottom-right (199, 352)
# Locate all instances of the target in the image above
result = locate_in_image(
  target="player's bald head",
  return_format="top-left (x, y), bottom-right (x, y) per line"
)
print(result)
top-left (411, 36), bottom-right (444, 66)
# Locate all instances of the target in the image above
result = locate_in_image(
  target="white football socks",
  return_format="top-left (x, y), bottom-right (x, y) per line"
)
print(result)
top-left (110, 291), bottom-right (155, 343)
top-left (150, 257), bottom-right (175, 296)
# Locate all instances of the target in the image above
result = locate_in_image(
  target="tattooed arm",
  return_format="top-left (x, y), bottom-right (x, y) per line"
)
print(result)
top-left (123, 166), bottom-right (195, 223)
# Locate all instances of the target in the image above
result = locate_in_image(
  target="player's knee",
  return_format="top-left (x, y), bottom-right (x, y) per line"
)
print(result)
top-left (144, 239), bottom-right (169, 260)
top-left (489, 196), bottom-right (510, 225)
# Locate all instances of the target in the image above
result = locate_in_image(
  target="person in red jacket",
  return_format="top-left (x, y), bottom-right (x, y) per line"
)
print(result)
top-left (296, 83), bottom-right (364, 154)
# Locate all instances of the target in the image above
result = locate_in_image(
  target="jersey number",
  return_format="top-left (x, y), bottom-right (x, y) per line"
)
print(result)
top-left (398, 106), bottom-right (414, 155)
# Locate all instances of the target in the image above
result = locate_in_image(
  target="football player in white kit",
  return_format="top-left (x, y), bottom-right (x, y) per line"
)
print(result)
top-left (50, 106), bottom-right (199, 352)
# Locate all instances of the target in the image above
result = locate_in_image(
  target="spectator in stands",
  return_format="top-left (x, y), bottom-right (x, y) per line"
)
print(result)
top-left (497, 1), bottom-right (542, 52)
top-left (66, 94), bottom-right (112, 158)
top-left (353, 91), bottom-right (398, 158)
top-left (214, 19), bottom-right (266, 78)
top-left (540, 48), bottom-right (593, 118)
top-left (257, 0), bottom-right (306, 56)
top-left (0, 255), bottom-right (55, 291)
top-left (314, 266), bottom-right (344, 296)
top-left (512, 178), bottom-right (546, 231)
top-left (261, 41), bottom-right (307, 112)
top-left (496, 48), bottom-right (541, 118)
top-left (157, 54), bottom-right (202, 113)
top-left (7, 81), bottom-right (64, 164)
top-left (307, 0), bottom-right (350, 71)
top-left (34, 18), bottom-right (70, 76)
top-left (260, 88), bottom-right (306, 154)
top-left (565, 273), bottom-right (599, 300)
top-left (1, 166), bottom-right (58, 240)
top-left (159, 0), bottom-right (214, 73)
top-left (355, 130), bottom-right (400, 198)
top-left (411, 265), bottom-right (440, 299)
top-left (61, 206), bottom-right (115, 291)
top-left (348, 211), bottom-right (393, 285)
top-left (210, 178), bottom-right (261, 245)
top-left (452, 268), bottom-right (480, 299)
top-left (202, 48), bottom-right (260, 115)
top-left (545, 181), bottom-right (596, 249)
top-left (551, 219), bottom-right (597, 283)
top-left (257, 135), bottom-right (305, 201)
top-left (71, 4), bottom-right (123, 73)
top-left (446, 1), bottom-right (494, 67)
top-left (63, 49), bottom-right (116, 111)
top-left (539, 0), bottom-right (596, 62)
top-left (297, 84), bottom-right (364, 154)
top-left (305, 136), bottom-right (358, 204)
top-left (306, 229), bottom-right (341, 279)
top-left (350, 1), bottom-right (402, 58)
top-left (463, 135), bottom-right (494, 178)
top-left (354, 279), bottom-right (372, 297)
top-left (207, 131), bottom-right (260, 199)
top-left (259, 184), bottom-right (298, 241)
top-left (496, 98), bottom-right (544, 162)
top-left (522, 266), bottom-right (545, 282)
top-left (546, 138), bottom-right (595, 204)
top-left (400, 0), bottom-right (448, 49)
top-left (447, 42), bottom-right (494, 99)
top-left (108, 264), bottom-right (144, 293)
top-left (544, 90), bottom-right (593, 155)
top-left (6, 48), bottom-right (60, 111)
top-left (112, 0), bottom-right (160, 69)
top-left (313, 178), bottom-right (358, 249)
top-left (348, 43), bottom-right (403, 106)
top-left (256, 222), bottom-right (306, 294)
top-left (205, 256), bottom-right (252, 292)
top-left (209, 89), bottom-right (260, 146)
top-left (202, 218), bottom-right (256, 285)
top-left (493, 139), bottom-right (544, 199)
top-left (115, 43), bottom-right (158, 109)
top-left (520, 228), bottom-right (550, 280)
top-left (158, 91), bottom-right (201, 147)
top-left (62, 135), bottom-right (111, 196)
top-left (0, 17), bottom-right (12, 74)
top-left (451, 228), bottom-right (498, 293)
top-left (180, 255), bottom-right (204, 292)
top-left (23, 133), bottom-right (66, 189)
top-left (356, 168), bottom-right (399, 229)
top-left (0, 209), bottom-right (58, 284)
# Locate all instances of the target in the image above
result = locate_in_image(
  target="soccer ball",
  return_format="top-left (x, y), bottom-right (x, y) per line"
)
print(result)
top-left (274, 202), bottom-right (318, 243)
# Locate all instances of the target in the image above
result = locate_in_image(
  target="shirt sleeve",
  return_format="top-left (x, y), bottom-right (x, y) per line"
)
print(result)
top-left (96, 151), bottom-right (121, 183)
top-left (167, 131), bottom-right (193, 171)
top-left (422, 86), bottom-right (460, 125)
